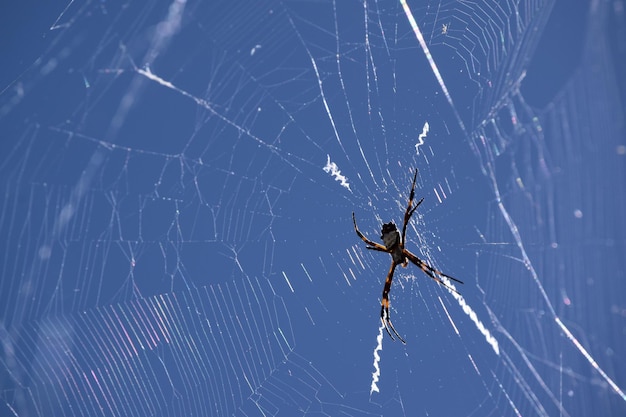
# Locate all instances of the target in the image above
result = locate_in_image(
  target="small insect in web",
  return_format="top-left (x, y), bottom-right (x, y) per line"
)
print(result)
top-left (352, 169), bottom-right (463, 343)
top-left (442, 23), bottom-right (450, 35)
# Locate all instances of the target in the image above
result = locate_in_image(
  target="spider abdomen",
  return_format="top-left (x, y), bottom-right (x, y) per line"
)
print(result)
top-left (391, 247), bottom-right (406, 265)
top-left (381, 222), bottom-right (406, 264)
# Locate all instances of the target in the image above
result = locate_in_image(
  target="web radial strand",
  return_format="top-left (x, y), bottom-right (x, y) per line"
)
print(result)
top-left (400, 0), bottom-right (466, 135)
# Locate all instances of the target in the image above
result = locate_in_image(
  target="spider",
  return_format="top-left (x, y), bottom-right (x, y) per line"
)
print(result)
top-left (352, 169), bottom-right (463, 343)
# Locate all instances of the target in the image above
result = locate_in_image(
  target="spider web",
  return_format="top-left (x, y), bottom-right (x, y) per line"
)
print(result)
top-left (1, 0), bottom-right (625, 416)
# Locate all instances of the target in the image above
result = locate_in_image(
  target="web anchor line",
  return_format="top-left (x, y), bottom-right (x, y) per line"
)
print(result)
top-left (399, 0), bottom-right (467, 137)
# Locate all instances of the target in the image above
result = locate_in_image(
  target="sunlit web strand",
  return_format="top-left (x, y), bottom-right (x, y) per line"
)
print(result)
top-left (137, 67), bottom-right (307, 174)
top-left (555, 317), bottom-right (626, 402)
top-left (486, 154), bottom-right (626, 402)
top-left (332, 0), bottom-right (377, 185)
top-left (399, 0), bottom-right (467, 136)
top-left (285, 13), bottom-right (349, 159)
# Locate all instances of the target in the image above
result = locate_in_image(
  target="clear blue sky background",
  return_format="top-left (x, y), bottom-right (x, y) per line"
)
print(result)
top-left (1, 1), bottom-right (625, 416)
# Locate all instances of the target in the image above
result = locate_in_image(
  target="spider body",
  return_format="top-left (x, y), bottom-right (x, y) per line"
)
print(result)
top-left (380, 222), bottom-right (406, 266)
top-left (352, 169), bottom-right (463, 343)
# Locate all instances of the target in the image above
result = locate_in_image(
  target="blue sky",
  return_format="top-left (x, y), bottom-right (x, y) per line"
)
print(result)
top-left (1, 0), bottom-right (625, 416)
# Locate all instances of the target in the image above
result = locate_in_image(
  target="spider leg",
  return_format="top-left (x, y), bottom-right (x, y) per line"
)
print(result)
top-left (403, 249), bottom-right (463, 293)
top-left (401, 169), bottom-right (423, 245)
top-left (380, 262), bottom-right (406, 344)
top-left (352, 212), bottom-right (389, 252)
top-left (366, 246), bottom-right (389, 253)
